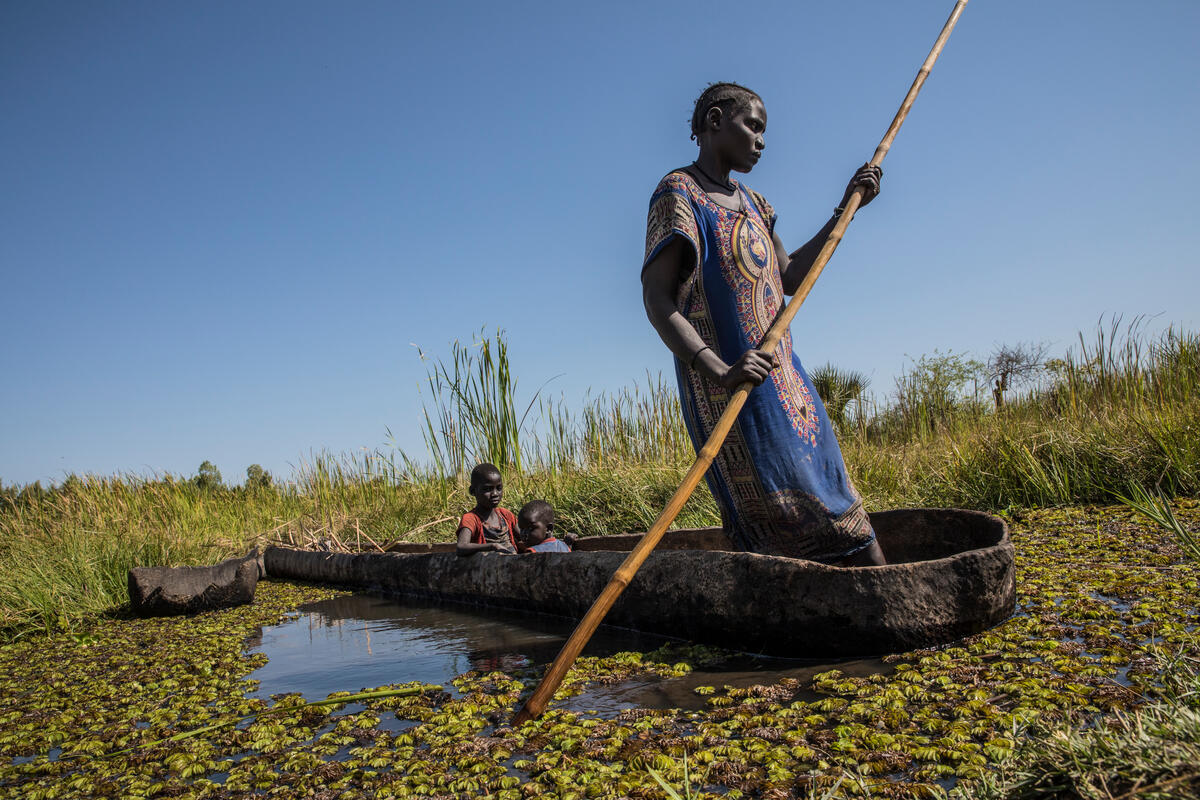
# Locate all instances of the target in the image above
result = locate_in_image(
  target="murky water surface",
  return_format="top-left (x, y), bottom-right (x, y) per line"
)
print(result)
top-left (246, 593), bottom-right (887, 714)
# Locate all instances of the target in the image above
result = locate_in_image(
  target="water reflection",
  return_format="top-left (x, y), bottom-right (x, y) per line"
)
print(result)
top-left (246, 593), bottom-right (888, 713)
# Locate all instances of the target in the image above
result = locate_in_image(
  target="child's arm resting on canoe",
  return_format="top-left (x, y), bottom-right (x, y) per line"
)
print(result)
top-left (456, 525), bottom-right (512, 556)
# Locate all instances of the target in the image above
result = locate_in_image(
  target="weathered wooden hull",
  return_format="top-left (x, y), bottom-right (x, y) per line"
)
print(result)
top-left (263, 508), bottom-right (1014, 658)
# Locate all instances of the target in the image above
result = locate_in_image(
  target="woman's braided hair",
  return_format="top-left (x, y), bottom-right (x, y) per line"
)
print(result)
top-left (690, 82), bottom-right (762, 141)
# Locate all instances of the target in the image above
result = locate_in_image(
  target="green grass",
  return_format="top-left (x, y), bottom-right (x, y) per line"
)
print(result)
top-left (1, 321), bottom-right (1197, 638)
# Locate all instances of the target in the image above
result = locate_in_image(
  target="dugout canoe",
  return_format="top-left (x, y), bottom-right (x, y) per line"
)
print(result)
top-left (263, 508), bottom-right (1014, 658)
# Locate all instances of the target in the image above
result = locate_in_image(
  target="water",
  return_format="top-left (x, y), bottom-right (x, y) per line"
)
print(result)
top-left (245, 593), bottom-right (887, 714)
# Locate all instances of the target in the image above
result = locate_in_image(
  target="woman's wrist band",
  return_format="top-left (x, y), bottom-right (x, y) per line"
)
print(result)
top-left (689, 345), bottom-right (711, 369)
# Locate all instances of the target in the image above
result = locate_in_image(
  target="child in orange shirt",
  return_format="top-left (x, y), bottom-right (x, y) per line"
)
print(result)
top-left (455, 463), bottom-right (518, 556)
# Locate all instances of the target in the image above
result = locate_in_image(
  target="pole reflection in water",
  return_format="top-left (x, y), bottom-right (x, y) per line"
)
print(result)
top-left (246, 593), bottom-right (887, 714)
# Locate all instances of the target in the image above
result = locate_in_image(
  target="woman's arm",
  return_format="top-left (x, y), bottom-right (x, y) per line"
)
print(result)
top-left (642, 238), bottom-right (777, 389)
top-left (776, 164), bottom-right (882, 295)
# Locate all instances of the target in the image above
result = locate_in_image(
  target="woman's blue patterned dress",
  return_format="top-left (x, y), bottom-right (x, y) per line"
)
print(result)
top-left (644, 171), bottom-right (875, 563)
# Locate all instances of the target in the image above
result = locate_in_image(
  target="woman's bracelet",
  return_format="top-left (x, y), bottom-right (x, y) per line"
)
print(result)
top-left (689, 345), bottom-right (711, 369)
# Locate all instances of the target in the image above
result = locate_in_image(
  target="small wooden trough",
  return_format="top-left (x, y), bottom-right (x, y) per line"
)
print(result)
top-left (263, 508), bottom-right (1015, 658)
top-left (128, 550), bottom-right (262, 616)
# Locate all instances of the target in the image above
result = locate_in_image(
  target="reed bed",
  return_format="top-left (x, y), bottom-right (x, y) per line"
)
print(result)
top-left (1, 321), bottom-right (1196, 637)
top-left (845, 321), bottom-right (1200, 509)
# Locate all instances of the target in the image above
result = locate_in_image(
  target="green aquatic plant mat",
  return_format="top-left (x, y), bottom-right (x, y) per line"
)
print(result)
top-left (954, 654), bottom-right (1200, 799)
top-left (1, 504), bottom-right (1198, 799)
top-left (648, 750), bottom-right (696, 799)
top-left (73, 685), bottom-right (437, 762)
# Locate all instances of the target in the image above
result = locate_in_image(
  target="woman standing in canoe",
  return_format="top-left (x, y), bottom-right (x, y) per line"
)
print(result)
top-left (642, 82), bottom-right (886, 567)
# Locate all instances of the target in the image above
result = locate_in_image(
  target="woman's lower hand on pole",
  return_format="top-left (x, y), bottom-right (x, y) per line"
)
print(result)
top-left (719, 348), bottom-right (779, 390)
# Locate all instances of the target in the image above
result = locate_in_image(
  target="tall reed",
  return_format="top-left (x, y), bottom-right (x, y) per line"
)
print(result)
top-left (410, 329), bottom-right (540, 478)
top-left (402, 331), bottom-right (694, 478)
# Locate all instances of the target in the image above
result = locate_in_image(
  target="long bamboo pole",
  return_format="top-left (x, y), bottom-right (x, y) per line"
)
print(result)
top-left (512, 0), bottom-right (969, 726)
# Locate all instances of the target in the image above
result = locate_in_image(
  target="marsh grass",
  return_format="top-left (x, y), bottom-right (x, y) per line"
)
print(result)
top-left (0, 474), bottom-right (277, 633)
top-left (0, 452), bottom-right (716, 636)
top-left (1, 321), bottom-right (1196, 637)
top-left (845, 321), bottom-right (1200, 509)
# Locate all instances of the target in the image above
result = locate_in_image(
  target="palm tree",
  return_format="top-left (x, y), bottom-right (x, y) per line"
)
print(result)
top-left (809, 364), bottom-right (870, 431)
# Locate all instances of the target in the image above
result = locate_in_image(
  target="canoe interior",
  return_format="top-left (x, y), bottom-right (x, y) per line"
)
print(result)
top-left (386, 508), bottom-right (1003, 564)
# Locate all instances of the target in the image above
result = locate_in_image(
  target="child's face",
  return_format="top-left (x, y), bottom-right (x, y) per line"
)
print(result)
top-left (470, 473), bottom-right (503, 511)
top-left (518, 513), bottom-right (550, 546)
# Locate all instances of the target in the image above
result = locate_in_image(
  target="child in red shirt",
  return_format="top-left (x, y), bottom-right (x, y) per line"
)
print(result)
top-left (455, 463), bottom-right (518, 556)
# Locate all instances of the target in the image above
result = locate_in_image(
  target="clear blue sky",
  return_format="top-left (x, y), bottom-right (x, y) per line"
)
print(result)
top-left (2, 0), bottom-right (1197, 487)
